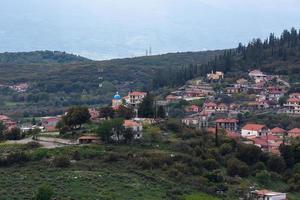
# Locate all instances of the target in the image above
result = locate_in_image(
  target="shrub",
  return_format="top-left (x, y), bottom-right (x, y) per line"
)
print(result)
top-left (203, 159), bottom-right (219, 170)
top-left (25, 141), bottom-right (41, 149)
top-left (204, 170), bottom-right (224, 183)
top-left (219, 143), bottom-right (233, 155)
top-left (6, 152), bottom-right (30, 164)
top-left (267, 155), bottom-right (286, 173)
top-left (31, 149), bottom-right (49, 161)
top-left (256, 170), bottom-right (271, 185)
top-left (251, 162), bottom-right (266, 174)
top-left (53, 156), bottom-right (70, 168)
top-left (293, 163), bottom-right (300, 174)
top-left (226, 158), bottom-right (249, 177)
top-left (236, 143), bottom-right (261, 165)
top-left (34, 184), bottom-right (54, 200)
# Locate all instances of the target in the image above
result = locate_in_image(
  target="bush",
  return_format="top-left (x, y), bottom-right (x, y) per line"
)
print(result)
top-left (25, 141), bottom-right (41, 149)
top-left (5, 127), bottom-right (23, 140)
top-left (267, 155), bottom-right (286, 173)
top-left (203, 159), bottom-right (219, 170)
top-left (226, 158), bottom-right (249, 177)
top-left (6, 152), bottom-right (30, 164)
top-left (236, 143), bottom-right (261, 165)
top-left (219, 143), bottom-right (233, 155)
top-left (31, 149), bottom-right (49, 161)
top-left (52, 156), bottom-right (70, 168)
top-left (256, 170), bottom-right (271, 185)
top-left (34, 184), bottom-right (54, 200)
top-left (251, 162), bottom-right (266, 174)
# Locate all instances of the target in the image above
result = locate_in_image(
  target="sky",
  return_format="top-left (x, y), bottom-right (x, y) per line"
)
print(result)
top-left (0, 0), bottom-right (300, 60)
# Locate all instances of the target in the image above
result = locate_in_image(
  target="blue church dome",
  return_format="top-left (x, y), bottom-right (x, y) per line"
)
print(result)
top-left (113, 92), bottom-right (121, 100)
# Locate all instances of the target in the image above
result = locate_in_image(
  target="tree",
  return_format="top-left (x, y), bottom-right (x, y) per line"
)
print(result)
top-left (97, 120), bottom-right (114, 143)
top-left (62, 106), bottom-right (91, 129)
top-left (34, 185), bottom-right (54, 200)
top-left (267, 155), bottom-right (286, 173)
top-left (227, 158), bottom-right (249, 177)
top-left (99, 106), bottom-right (115, 119)
top-left (5, 127), bottom-right (22, 140)
top-left (143, 126), bottom-right (161, 143)
top-left (157, 106), bottom-right (166, 119)
top-left (31, 117), bottom-right (37, 125)
top-left (116, 105), bottom-right (134, 119)
top-left (0, 122), bottom-right (5, 140)
top-left (236, 143), bottom-right (262, 165)
top-left (123, 128), bottom-right (134, 143)
top-left (138, 94), bottom-right (154, 118)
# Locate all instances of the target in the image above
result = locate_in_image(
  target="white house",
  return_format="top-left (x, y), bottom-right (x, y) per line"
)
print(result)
top-left (241, 124), bottom-right (269, 137)
top-left (249, 69), bottom-right (267, 83)
top-left (250, 190), bottom-right (287, 200)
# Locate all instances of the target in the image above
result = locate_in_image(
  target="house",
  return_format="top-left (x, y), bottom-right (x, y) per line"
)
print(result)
top-left (236, 78), bottom-right (248, 85)
top-left (250, 190), bottom-right (287, 200)
top-left (0, 115), bottom-right (17, 130)
top-left (289, 92), bottom-right (300, 99)
top-left (207, 71), bottom-right (224, 81)
top-left (216, 118), bottom-right (238, 131)
top-left (225, 86), bottom-right (241, 94)
top-left (271, 127), bottom-right (287, 138)
top-left (126, 92), bottom-right (147, 108)
top-left (124, 120), bottom-right (143, 139)
top-left (165, 95), bottom-right (182, 103)
top-left (267, 90), bottom-right (284, 102)
top-left (88, 108), bottom-right (100, 121)
top-left (78, 135), bottom-right (101, 144)
top-left (185, 105), bottom-right (200, 113)
top-left (216, 103), bottom-right (228, 112)
top-left (182, 113), bottom-right (208, 129)
top-left (284, 97), bottom-right (300, 114)
top-left (249, 134), bottom-right (282, 154)
top-left (288, 128), bottom-right (300, 138)
top-left (204, 102), bottom-right (217, 113)
top-left (41, 116), bottom-right (61, 132)
top-left (241, 124), bottom-right (269, 137)
top-left (249, 69), bottom-right (267, 83)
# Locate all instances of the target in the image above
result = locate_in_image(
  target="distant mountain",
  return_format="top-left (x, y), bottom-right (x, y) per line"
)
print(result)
top-left (0, 51), bottom-right (89, 64)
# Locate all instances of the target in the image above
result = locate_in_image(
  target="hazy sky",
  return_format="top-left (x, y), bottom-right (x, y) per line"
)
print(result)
top-left (0, 0), bottom-right (300, 60)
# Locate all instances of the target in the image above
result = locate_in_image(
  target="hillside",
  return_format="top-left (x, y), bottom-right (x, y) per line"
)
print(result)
top-left (0, 50), bottom-right (222, 117)
top-left (0, 51), bottom-right (89, 64)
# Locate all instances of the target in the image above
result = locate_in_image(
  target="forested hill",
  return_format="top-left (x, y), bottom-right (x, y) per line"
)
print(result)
top-left (0, 51), bottom-right (89, 64)
top-left (153, 28), bottom-right (300, 89)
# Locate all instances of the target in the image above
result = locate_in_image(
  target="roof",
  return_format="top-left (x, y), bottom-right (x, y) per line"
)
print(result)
top-left (287, 98), bottom-right (300, 103)
top-left (124, 120), bottom-right (141, 127)
top-left (216, 118), bottom-right (238, 123)
top-left (205, 102), bottom-right (217, 107)
top-left (288, 128), bottom-right (300, 134)
top-left (129, 92), bottom-right (147, 96)
top-left (113, 92), bottom-right (121, 100)
top-left (0, 115), bottom-right (10, 121)
top-left (242, 124), bottom-right (267, 131)
top-left (271, 127), bottom-right (286, 134)
top-left (253, 190), bottom-right (286, 196)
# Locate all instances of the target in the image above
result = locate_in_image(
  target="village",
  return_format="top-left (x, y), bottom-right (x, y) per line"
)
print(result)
top-left (0, 69), bottom-right (299, 200)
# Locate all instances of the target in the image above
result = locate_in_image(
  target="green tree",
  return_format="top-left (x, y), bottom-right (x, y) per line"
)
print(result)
top-left (138, 94), bottom-right (154, 118)
top-left (97, 120), bottom-right (114, 143)
top-left (116, 105), bottom-right (134, 119)
top-left (157, 106), bottom-right (166, 119)
top-left (99, 106), bottom-right (115, 119)
top-left (123, 128), bottom-right (134, 143)
top-left (34, 184), bottom-right (54, 200)
top-left (227, 158), bottom-right (249, 177)
top-left (267, 155), bottom-right (286, 173)
top-left (62, 106), bottom-right (91, 129)
top-left (5, 127), bottom-right (22, 140)
top-left (0, 122), bottom-right (5, 140)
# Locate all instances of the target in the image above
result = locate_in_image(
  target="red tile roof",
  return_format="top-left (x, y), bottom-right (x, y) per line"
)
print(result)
top-left (288, 128), bottom-right (300, 134)
top-left (287, 98), bottom-right (300, 103)
top-left (216, 118), bottom-right (238, 123)
top-left (124, 120), bottom-right (141, 127)
top-left (129, 92), bottom-right (147, 96)
top-left (242, 124), bottom-right (266, 131)
top-left (271, 127), bottom-right (286, 134)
